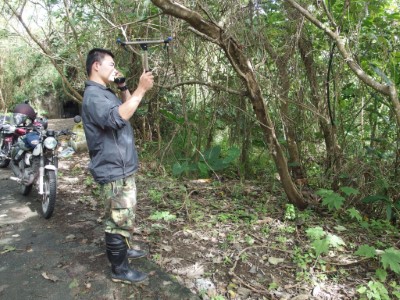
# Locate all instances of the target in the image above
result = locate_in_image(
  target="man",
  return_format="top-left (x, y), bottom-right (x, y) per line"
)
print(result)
top-left (82, 48), bottom-right (154, 284)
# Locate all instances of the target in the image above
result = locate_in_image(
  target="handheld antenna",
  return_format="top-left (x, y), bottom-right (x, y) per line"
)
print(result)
top-left (116, 37), bottom-right (172, 71)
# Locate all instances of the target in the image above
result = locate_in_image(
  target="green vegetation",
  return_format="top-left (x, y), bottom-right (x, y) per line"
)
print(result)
top-left (1, 0), bottom-right (399, 298)
top-left (138, 175), bottom-right (400, 298)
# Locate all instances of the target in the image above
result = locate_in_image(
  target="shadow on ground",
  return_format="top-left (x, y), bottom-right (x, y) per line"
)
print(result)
top-left (0, 167), bottom-right (199, 300)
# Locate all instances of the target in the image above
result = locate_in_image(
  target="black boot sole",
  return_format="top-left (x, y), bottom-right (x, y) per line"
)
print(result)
top-left (111, 276), bottom-right (148, 284)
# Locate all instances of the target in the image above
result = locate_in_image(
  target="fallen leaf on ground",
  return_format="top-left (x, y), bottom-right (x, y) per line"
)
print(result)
top-left (41, 272), bottom-right (59, 282)
top-left (268, 257), bottom-right (285, 265)
top-left (172, 263), bottom-right (204, 278)
top-left (65, 234), bottom-right (75, 241)
top-left (161, 245), bottom-right (173, 252)
top-left (1, 245), bottom-right (16, 255)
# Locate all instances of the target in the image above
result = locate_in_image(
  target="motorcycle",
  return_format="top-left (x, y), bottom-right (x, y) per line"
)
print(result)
top-left (9, 115), bottom-right (81, 219)
top-left (0, 113), bottom-right (31, 168)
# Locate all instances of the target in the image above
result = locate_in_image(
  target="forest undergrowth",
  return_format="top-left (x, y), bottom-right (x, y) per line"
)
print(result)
top-left (59, 150), bottom-right (400, 300)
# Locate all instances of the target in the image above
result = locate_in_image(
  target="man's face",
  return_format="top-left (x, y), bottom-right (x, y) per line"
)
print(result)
top-left (95, 54), bottom-right (117, 83)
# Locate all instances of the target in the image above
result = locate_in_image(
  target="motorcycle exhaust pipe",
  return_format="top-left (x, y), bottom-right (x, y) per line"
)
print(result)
top-left (10, 176), bottom-right (22, 183)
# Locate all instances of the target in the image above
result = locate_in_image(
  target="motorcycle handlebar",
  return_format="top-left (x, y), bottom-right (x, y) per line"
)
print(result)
top-left (0, 124), bottom-right (16, 132)
top-left (55, 129), bottom-right (77, 137)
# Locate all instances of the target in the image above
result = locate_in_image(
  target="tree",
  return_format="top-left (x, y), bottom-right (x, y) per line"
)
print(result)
top-left (1, 0), bottom-right (399, 217)
top-left (285, 0), bottom-right (400, 127)
top-left (3, 1), bottom-right (83, 103)
top-left (150, 0), bottom-right (308, 209)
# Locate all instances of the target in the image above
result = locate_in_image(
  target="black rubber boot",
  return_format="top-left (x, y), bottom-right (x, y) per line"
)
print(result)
top-left (125, 237), bottom-right (147, 259)
top-left (105, 233), bottom-right (148, 284)
top-left (127, 248), bottom-right (147, 259)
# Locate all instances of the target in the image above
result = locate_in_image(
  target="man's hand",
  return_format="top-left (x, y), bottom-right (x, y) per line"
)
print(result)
top-left (137, 70), bottom-right (154, 93)
top-left (114, 70), bottom-right (126, 87)
top-left (118, 70), bottom-right (154, 121)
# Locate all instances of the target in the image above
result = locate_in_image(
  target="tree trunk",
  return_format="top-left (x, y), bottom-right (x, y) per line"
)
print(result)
top-left (0, 57), bottom-right (5, 111)
top-left (263, 37), bottom-right (307, 183)
top-left (151, 0), bottom-right (308, 209)
top-left (297, 32), bottom-right (342, 171)
top-left (284, 3), bottom-right (342, 175)
top-left (238, 97), bottom-right (252, 178)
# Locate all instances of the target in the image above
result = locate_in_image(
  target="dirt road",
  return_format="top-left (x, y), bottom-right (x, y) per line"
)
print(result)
top-left (0, 165), bottom-right (199, 300)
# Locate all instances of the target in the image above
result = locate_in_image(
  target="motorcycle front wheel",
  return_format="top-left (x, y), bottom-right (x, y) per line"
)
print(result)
top-left (42, 169), bottom-right (56, 219)
top-left (0, 135), bottom-right (11, 168)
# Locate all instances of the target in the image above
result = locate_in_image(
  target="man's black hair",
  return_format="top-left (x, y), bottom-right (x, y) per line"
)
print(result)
top-left (86, 48), bottom-right (114, 77)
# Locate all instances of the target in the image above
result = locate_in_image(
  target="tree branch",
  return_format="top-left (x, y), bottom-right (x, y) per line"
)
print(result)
top-left (159, 80), bottom-right (247, 96)
top-left (285, 0), bottom-right (400, 127)
top-left (63, 0), bottom-right (85, 72)
top-left (97, 11), bottom-right (141, 56)
top-left (151, 0), bottom-right (308, 209)
top-left (285, 0), bottom-right (389, 95)
top-left (4, 2), bottom-right (83, 103)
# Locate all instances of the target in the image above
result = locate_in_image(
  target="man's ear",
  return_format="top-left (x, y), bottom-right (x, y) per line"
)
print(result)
top-left (93, 61), bottom-right (100, 72)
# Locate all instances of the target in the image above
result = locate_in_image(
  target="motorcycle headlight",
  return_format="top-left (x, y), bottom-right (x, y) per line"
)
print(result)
top-left (3, 124), bottom-right (15, 134)
top-left (44, 137), bottom-right (57, 150)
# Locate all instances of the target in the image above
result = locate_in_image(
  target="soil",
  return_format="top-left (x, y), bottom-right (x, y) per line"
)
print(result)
top-left (0, 119), bottom-right (398, 300)
top-left (0, 119), bottom-right (198, 300)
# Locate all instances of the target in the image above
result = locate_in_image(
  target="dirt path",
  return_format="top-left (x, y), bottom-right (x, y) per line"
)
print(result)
top-left (0, 119), bottom-right (199, 300)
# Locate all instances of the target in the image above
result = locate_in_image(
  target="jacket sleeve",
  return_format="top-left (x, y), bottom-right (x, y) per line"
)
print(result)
top-left (85, 90), bottom-right (126, 130)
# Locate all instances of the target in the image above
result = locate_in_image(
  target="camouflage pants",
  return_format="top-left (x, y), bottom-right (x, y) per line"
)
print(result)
top-left (100, 174), bottom-right (137, 238)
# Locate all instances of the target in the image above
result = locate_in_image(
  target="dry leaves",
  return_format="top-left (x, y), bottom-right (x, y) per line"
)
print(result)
top-left (41, 272), bottom-right (59, 282)
top-left (172, 263), bottom-right (204, 278)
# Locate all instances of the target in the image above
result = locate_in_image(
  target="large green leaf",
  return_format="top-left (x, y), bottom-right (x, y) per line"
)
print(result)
top-left (340, 186), bottom-right (359, 196)
top-left (306, 227), bottom-right (326, 240)
top-left (326, 234), bottom-right (346, 248)
top-left (197, 162), bottom-right (209, 177)
top-left (312, 239), bottom-right (330, 256)
top-left (361, 194), bottom-right (390, 204)
top-left (159, 109), bottom-right (184, 125)
top-left (202, 146), bottom-right (221, 163)
top-left (347, 207), bottom-right (363, 222)
top-left (172, 161), bottom-right (189, 176)
top-left (316, 189), bottom-right (345, 211)
top-left (381, 248), bottom-right (400, 274)
top-left (355, 244), bottom-right (376, 258)
top-left (222, 147), bottom-right (240, 164)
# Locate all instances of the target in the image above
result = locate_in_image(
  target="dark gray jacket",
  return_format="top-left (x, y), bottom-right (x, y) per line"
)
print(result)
top-left (82, 80), bottom-right (139, 184)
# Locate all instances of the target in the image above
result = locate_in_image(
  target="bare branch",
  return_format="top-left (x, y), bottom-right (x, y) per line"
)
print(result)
top-left (4, 1), bottom-right (82, 102)
top-left (151, 0), bottom-right (308, 209)
top-left (101, 12), bottom-right (164, 33)
top-left (62, 0), bottom-right (85, 71)
top-left (98, 11), bottom-right (141, 56)
top-left (159, 80), bottom-right (247, 96)
top-left (285, 0), bottom-right (400, 126)
top-left (285, 0), bottom-right (390, 95)
top-left (321, 0), bottom-right (338, 29)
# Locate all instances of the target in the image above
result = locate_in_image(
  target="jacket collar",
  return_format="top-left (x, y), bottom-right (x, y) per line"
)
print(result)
top-left (85, 80), bottom-right (109, 90)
